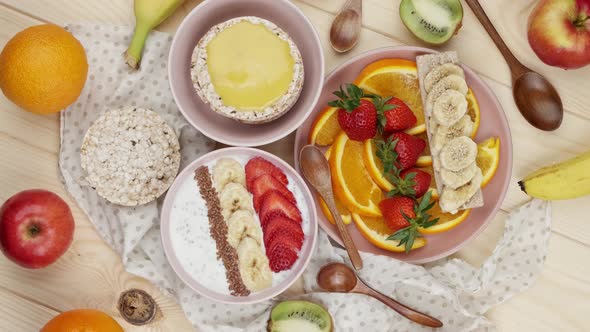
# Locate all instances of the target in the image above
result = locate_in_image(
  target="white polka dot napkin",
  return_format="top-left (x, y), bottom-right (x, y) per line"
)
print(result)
top-left (58, 24), bottom-right (552, 332)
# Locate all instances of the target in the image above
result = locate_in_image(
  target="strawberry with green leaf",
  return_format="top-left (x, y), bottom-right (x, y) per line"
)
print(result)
top-left (328, 84), bottom-right (377, 141)
top-left (376, 97), bottom-right (417, 133)
top-left (379, 191), bottom-right (439, 253)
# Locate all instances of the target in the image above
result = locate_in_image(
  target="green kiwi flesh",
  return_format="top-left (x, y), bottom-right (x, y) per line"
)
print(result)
top-left (400, 0), bottom-right (463, 45)
top-left (267, 301), bottom-right (333, 332)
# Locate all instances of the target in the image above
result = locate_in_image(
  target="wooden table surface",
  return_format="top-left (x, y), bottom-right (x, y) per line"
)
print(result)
top-left (1, 0), bottom-right (589, 331)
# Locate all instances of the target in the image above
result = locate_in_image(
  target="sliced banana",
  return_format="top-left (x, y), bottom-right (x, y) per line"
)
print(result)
top-left (439, 168), bottom-right (483, 213)
top-left (226, 210), bottom-right (262, 249)
top-left (425, 75), bottom-right (468, 117)
top-left (432, 90), bottom-right (468, 126)
top-left (219, 182), bottom-right (253, 220)
top-left (237, 237), bottom-right (273, 292)
top-left (440, 162), bottom-right (478, 189)
top-left (424, 63), bottom-right (465, 94)
top-left (431, 115), bottom-right (474, 154)
top-left (212, 158), bottom-right (246, 192)
top-left (439, 136), bottom-right (478, 172)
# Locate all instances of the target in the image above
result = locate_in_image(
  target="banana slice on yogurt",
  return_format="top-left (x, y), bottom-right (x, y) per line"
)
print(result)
top-left (237, 237), bottom-right (273, 291)
top-left (219, 182), bottom-right (253, 220)
top-left (439, 168), bottom-right (483, 213)
top-left (424, 63), bottom-right (465, 94)
top-left (226, 210), bottom-right (262, 249)
top-left (439, 136), bottom-right (478, 171)
top-left (212, 158), bottom-right (246, 192)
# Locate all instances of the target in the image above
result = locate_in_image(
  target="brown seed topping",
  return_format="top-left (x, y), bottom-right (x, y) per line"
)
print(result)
top-left (195, 166), bottom-right (250, 296)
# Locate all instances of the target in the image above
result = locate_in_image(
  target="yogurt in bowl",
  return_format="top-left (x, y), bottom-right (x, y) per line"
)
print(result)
top-left (161, 147), bottom-right (317, 304)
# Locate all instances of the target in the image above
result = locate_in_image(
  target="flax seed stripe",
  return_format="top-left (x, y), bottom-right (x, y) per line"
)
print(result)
top-left (195, 166), bottom-right (250, 296)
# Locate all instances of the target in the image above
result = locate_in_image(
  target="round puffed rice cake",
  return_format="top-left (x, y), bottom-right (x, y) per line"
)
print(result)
top-left (80, 107), bottom-right (181, 206)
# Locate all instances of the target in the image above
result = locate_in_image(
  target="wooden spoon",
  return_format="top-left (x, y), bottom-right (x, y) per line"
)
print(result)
top-left (464, 0), bottom-right (563, 131)
top-left (317, 262), bottom-right (443, 328)
top-left (330, 0), bottom-right (362, 53)
top-left (299, 145), bottom-right (363, 270)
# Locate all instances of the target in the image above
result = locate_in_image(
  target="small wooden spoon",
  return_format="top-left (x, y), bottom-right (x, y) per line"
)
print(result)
top-left (299, 145), bottom-right (363, 270)
top-left (330, 0), bottom-right (362, 53)
top-left (317, 262), bottom-right (443, 328)
top-left (464, 0), bottom-right (563, 131)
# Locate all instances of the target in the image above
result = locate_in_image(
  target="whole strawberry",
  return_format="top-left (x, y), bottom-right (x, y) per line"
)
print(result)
top-left (397, 168), bottom-right (432, 198)
top-left (386, 132), bottom-right (426, 170)
top-left (329, 84), bottom-right (377, 141)
top-left (379, 196), bottom-right (415, 232)
top-left (377, 97), bottom-right (417, 133)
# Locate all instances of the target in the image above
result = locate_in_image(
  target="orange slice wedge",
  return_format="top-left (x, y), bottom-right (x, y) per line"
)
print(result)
top-left (354, 59), bottom-right (425, 135)
top-left (318, 144), bottom-right (353, 224)
top-left (330, 132), bottom-right (382, 217)
top-left (466, 89), bottom-right (481, 139)
top-left (308, 106), bottom-right (341, 146)
top-left (352, 213), bottom-right (426, 252)
top-left (477, 137), bottom-right (501, 187)
top-left (418, 202), bottom-right (471, 235)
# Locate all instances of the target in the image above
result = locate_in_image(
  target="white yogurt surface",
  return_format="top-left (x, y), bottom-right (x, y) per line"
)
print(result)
top-left (170, 155), bottom-right (311, 296)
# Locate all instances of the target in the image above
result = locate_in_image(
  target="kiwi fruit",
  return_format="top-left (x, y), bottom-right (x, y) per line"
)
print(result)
top-left (399, 0), bottom-right (463, 45)
top-left (267, 301), bottom-right (333, 332)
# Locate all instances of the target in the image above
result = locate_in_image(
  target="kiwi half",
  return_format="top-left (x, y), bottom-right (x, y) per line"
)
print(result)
top-left (400, 0), bottom-right (463, 45)
top-left (267, 301), bottom-right (333, 332)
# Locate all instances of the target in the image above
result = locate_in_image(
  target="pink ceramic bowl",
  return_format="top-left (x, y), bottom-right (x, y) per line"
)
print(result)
top-left (168, 0), bottom-right (325, 147)
top-left (294, 46), bottom-right (513, 264)
top-left (161, 147), bottom-right (318, 304)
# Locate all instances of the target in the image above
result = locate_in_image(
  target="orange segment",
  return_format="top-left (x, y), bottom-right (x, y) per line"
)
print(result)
top-left (418, 202), bottom-right (471, 234)
top-left (319, 144), bottom-right (352, 225)
top-left (308, 106), bottom-right (341, 146)
top-left (354, 59), bottom-right (425, 135)
top-left (330, 132), bottom-right (382, 217)
top-left (362, 139), bottom-right (439, 199)
top-left (466, 89), bottom-right (480, 139)
top-left (352, 213), bottom-right (426, 252)
top-left (477, 137), bottom-right (501, 187)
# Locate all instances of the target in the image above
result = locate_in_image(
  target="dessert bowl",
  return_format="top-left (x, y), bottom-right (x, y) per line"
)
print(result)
top-left (169, 0), bottom-right (324, 147)
top-left (294, 46), bottom-right (513, 264)
top-left (161, 147), bottom-right (318, 304)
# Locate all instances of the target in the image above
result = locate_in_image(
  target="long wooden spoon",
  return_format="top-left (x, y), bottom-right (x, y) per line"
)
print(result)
top-left (299, 145), bottom-right (363, 270)
top-left (317, 262), bottom-right (443, 327)
top-left (330, 0), bottom-right (362, 53)
top-left (464, 0), bottom-right (563, 131)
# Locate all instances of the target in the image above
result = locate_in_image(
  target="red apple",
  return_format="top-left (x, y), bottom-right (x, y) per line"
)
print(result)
top-left (0, 189), bottom-right (74, 268)
top-left (528, 0), bottom-right (590, 69)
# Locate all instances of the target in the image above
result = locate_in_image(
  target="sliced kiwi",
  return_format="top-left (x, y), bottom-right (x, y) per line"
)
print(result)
top-left (400, 0), bottom-right (463, 45)
top-left (267, 301), bottom-right (333, 332)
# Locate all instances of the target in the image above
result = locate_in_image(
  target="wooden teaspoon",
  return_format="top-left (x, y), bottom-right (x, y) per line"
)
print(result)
top-left (330, 0), bottom-right (362, 53)
top-left (317, 262), bottom-right (443, 327)
top-left (464, 0), bottom-right (563, 131)
top-left (299, 145), bottom-right (363, 270)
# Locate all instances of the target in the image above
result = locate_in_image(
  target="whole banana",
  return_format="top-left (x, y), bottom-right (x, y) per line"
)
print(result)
top-left (124, 0), bottom-right (185, 69)
top-left (518, 150), bottom-right (590, 200)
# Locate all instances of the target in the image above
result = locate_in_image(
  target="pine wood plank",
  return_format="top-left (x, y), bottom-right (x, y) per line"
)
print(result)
top-left (0, 288), bottom-right (59, 332)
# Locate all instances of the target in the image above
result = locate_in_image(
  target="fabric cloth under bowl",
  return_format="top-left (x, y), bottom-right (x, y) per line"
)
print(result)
top-left (58, 24), bottom-right (552, 332)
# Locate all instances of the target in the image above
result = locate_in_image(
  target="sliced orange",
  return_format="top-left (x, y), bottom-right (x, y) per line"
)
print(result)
top-left (352, 213), bottom-right (426, 252)
top-left (319, 144), bottom-right (353, 225)
top-left (414, 132), bottom-right (433, 167)
top-left (308, 106), bottom-right (341, 146)
top-left (330, 132), bottom-right (383, 217)
top-left (477, 137), bottom-right (501, 187)
top-left (466, 89), bottom-right (481, 139)
top-left (418, 201), bottom-right (471, 235)
top-left (362, 139), bottom-right (439, 199)
top-left (354, 59), bottom-right (425, 135)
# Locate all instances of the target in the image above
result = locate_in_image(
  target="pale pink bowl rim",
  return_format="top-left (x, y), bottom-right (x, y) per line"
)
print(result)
top-left (294, 45), bottom-right (513, 264)
top-left (167, 0), bottom-right (325, 147)
top-left (161, 147), bottom-right (318, 304)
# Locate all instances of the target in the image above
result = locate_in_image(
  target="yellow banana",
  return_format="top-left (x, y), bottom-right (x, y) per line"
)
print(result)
top-left (518, 150), bottom-right (590, 200)
top-left (124, 0), bottom-right (185, 69)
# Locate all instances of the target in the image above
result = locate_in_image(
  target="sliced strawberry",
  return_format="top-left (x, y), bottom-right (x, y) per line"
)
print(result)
top-left (250, 174), bottom-right (296, 211)
top-left (263, 215), bottom-right (304, 250)
top-left (267, 241), bottom-right (299, 272)
top-left (267, 232), bottom-right (303, 253)
top-left (245, 157), bottom-right (288, 191)
top-left (259, 191), bottom-right (302, 227)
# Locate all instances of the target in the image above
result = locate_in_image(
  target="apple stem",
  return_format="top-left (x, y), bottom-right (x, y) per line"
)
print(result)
top-left (574, 14), bottom-right (589, 28)
top-left (28, 224), bottom-right (40, 238)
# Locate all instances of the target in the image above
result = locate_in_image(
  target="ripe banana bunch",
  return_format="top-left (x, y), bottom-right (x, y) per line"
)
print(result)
top-left (519, 150), bottom-right (590, 200)
top-left (125, 0), bottom-right (186, 69)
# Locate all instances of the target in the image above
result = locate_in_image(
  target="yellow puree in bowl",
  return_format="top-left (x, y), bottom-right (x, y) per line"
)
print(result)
top-left (206, 21), bottom-right (295, 111)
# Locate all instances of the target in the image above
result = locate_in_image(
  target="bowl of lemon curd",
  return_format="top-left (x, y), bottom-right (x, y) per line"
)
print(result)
top-left (169, 0), bottom-right (324, 146)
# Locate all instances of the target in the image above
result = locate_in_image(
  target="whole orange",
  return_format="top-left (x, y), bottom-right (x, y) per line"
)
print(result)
top-left (0, 24), bottom-right (88, 114)
top-left (40, 309), bottom-right (124, 332)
